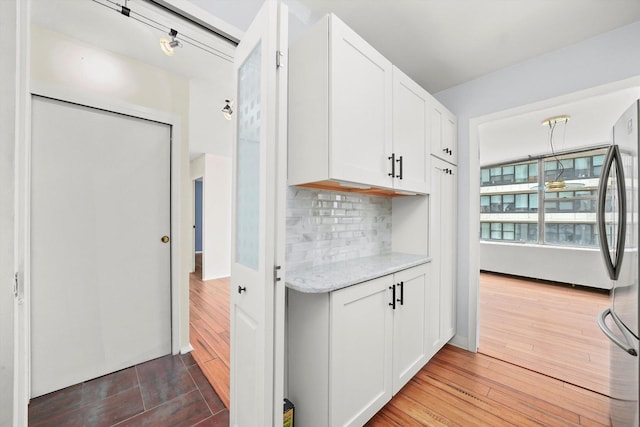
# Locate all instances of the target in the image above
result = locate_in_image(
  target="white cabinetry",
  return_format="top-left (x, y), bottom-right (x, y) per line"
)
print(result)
top-left (330, 275), bottom-right (393, 426)
top-left (287, 264), bottom-right (429, 427)
top-left (288, 14), bottom-right (428, 194)
top-left (392, 66), bottom-right (430, 194)
top-left (429, 158), bottom-right (457, 355)
top-left (430, 100), bottom-right (457, 165)
top-left (391, 264), bottom-right (429, 393)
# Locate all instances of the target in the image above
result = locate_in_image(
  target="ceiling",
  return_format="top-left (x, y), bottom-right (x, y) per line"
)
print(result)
top-left (479, 87), bottom-right (640, 166)
top-left (30, 0), bottom-right (236, 82)
top-left (31, 1), bottom-right (640, 93)
top-left (187, 0), bottom-right (640, 93)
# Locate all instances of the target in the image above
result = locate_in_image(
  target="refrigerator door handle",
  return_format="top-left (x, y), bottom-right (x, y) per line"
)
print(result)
top-left (598, 308), bottom-right (638, 356)
top-left (596, 144), bottom-right (627, 280)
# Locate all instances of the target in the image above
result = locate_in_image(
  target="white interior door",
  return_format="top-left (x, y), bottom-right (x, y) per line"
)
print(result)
top-left (230, 1), bottom-right (287, 425)
top-left (30, 96), bottom-right (172, 397)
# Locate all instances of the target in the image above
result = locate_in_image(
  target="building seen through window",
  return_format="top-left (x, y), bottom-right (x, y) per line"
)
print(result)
top-left (480, 148), bottom-right (609, 247)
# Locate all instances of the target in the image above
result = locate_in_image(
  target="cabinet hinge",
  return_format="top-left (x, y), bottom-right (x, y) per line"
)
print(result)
top-left (276, 50), bottom-right (284, 68)
top-left (273, 265), bottom-right (282, 283)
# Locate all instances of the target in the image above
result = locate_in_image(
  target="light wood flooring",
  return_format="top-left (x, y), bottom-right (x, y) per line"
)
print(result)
top-left (479, 272), bottom-right (611, 396)
top-left (189, 255), bottom-right (231, 409)
top-left (189, 265), bottom-right (612, 425)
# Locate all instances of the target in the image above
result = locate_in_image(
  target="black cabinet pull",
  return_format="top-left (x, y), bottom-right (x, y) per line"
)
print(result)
top-left (389, 285), bottom-right (396, 310)
top-left (396, 156), bottom-right (403, 179)
top-left (449, 148), bottom-right (453, 156)
top-left (443, 148), bottom-right (448, 154)
top-left (388, 153), bottom-right (395, 177)
top-left (397, 281), bottom-right (404, 305)
top-left (238, 285), bottom-right (246, 294)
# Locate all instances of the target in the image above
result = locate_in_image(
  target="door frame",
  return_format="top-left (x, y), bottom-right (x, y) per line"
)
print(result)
top-left (18, 80), bottom-right (183, 403)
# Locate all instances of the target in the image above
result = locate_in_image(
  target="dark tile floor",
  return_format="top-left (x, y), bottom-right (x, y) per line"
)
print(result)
top-left (28, 352), bottom-right (228, 427)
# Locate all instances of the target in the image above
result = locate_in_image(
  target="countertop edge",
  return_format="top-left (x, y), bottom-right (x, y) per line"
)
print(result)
top-left (286, 255), bottom-right (432, 294)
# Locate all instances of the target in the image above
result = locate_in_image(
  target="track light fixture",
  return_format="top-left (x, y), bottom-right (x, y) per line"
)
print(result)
top-left (222, 99), bottom-right (234, 120)
top-left (160, 28), bottom-right (182, 56)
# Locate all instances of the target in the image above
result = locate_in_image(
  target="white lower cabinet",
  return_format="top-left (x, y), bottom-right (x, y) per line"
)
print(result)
top-left (287, 263), bottom-right (429, 427)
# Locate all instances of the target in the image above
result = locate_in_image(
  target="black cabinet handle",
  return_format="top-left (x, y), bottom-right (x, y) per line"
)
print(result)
top-left (396, 156), bottom-right (403, 179)
top-left (397, 281), bottom-right (404, 305)
top-left (238, 285), bottom-right (246, 294)
top-left (388, 153), bottom-right (395, 178)
top-left (389, 285), bottom-right (396, 310)
top-left (443, 148), bottom-right (449, 154)
top-left (449, 149), bottom-right (453, 156)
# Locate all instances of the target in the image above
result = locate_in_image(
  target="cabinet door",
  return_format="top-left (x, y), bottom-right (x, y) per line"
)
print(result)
top-left (330, 15), bottom-right (393, 189)
top-left (441, 164), bottom-right (457, 341)
top-left (429, 158), bottom-right (457, 357)
top-left (392, 67), bottom-right (429, 193)
top-left (430, 102), bottom-right (457, 165)
top-left (392, 264), bottom-right (429, 394)
top-left (331, 275), bottom-right (393, 426)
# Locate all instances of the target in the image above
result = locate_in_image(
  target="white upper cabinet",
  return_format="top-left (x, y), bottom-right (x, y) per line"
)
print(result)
top-left (330, 15), bottom-right (393, 189)
top-left (288, 14), bottom-right (429, 195)
top-left (430, 100), bottom-right (457, 165)
top-left (392, 66), bottom-right (429, 193)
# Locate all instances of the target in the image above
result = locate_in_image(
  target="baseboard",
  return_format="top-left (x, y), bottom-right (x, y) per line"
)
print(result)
top-left (180, 343), bottom-right (194, 354)
top-left (448, 334), bottom-right (471, 351)
top-left (202, 273), bottom-right (231, 281)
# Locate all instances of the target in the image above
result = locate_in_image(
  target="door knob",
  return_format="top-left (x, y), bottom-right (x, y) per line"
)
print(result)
top-left (161, 236), bottom-right (170, 243)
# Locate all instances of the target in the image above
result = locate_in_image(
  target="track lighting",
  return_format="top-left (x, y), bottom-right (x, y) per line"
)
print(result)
top-left (222, 99), bottom-right (234, 120)
top-left (160, 29), bottom-right (182, 56)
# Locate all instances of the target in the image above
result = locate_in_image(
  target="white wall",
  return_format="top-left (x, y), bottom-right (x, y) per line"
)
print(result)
top-left (189, 77), bottom-right (234, 158)
top-left (481, 243), bottom-right (611, 289)
top-left (190, 154), bottom-right (232, 279)
top-left (202, 155), bottom-right (232, 279)
top-left (0, 1), bottom-right (17, 424)
top-left (434, 20), bottom-right (640, 351)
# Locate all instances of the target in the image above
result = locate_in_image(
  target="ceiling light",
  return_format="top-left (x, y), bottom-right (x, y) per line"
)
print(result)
top-left (222, 99), bottom-right (234, 120)
top-left (541, 114), bottom-right (571, 127)
top-left (160, 29), bottom-right (182, 56)
top-left (532, 114), bottom-right (583, 191)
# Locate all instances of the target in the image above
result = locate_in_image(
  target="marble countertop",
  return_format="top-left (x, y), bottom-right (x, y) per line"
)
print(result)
top-left (286, 252), bottom-right (431, 293)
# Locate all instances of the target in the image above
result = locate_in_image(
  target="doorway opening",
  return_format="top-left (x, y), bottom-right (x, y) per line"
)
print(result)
top-left (475, 88), bottom-right (640, 398)
top-left (194, 178), bottom-right (204, 278)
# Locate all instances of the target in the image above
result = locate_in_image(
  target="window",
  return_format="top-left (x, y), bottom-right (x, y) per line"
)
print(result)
top-left (482, 161), bottom-right (538, 186)
top-left (480, 222), bottom-right (538, 243)
top-left (480, 147), bottom-right (608, 247)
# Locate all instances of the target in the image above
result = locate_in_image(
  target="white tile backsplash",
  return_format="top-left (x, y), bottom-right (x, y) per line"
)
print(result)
top-left (286, 187), bottom-right (392, 270)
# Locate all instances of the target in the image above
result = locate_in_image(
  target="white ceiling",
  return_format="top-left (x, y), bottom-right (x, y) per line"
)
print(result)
top-left (32, 1), bottom-right (640, 94)
top-left (30, 0), bottom-right (640, 162)
top-left (30, 0), bottom-right (236, 82)
top-left (479, 87), bottom-right (640, 166)
top-left (187, 0), bottom-right (640, 93)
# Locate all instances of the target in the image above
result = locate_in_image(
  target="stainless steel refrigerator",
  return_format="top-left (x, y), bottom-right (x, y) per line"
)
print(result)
top-left (597, 100), bottom-right (639, 426)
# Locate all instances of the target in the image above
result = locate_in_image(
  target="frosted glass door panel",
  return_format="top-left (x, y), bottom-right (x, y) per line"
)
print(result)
top-left (236, 43), bottom-right (262, 271)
